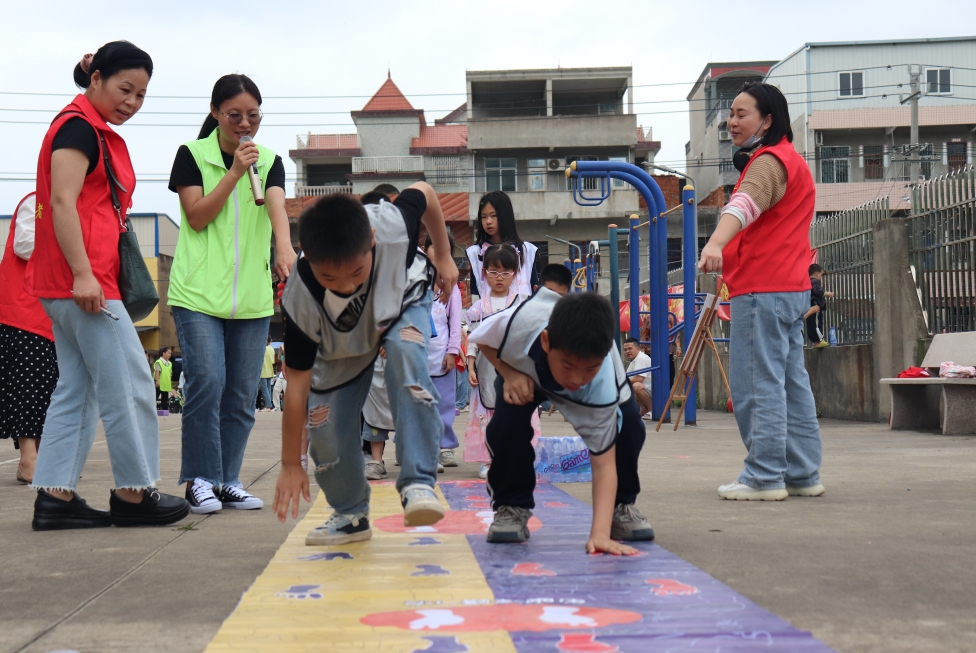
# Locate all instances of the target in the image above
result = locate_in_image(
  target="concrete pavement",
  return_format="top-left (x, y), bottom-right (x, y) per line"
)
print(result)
top-left (0, 411), bottom-right (973, 653)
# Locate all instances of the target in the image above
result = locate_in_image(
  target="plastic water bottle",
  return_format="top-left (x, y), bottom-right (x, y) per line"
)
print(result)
top-left (536, 445), bottom-right (551, 483)
top-left (828, 327), bottom-right (837, 347)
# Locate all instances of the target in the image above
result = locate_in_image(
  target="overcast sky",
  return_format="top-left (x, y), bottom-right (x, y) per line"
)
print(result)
top-left (2, 0), bottom-right (971, 218)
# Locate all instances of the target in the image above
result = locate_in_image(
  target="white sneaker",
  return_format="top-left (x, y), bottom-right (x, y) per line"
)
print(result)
top-left (365, 459), bottom-right (387, 481)
top-left (218, 484), bottom-right (264, 510)
top-left (185, 478), bottom-right (222, 514)
top-left (439, 449), bottom-right (459, 467)
top-left (787, 483), bottom-right (825, 497)
top-left (306, 510), bottom-right (372, 546)
top-left (478, 463), bottom-right (490, 480)
top-left (400, 484), bottom-right (445, 527)
top-left (718, 481), bottom-right (787, 501)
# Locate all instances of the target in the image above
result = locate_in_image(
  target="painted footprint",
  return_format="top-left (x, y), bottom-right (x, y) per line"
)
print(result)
top-left (275, 584), bottom-right (323, 600)
top-left (412, 565), bottom-right (450, 576)
top-left (646, 579), bottom-right (698, 596)
top-left (409, 537), bottom-right (443, 546)
top-left (411, 635), bottom-right (469, 652)
top-left (512, 562), bottom-right (556, 577)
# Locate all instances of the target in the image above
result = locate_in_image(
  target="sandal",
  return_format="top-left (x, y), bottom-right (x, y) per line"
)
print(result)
top-left (16, 464), bottom-right (32, 485)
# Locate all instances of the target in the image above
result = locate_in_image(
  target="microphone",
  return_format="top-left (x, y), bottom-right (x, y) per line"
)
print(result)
top-left (238, 135), bottom-right (265, 206)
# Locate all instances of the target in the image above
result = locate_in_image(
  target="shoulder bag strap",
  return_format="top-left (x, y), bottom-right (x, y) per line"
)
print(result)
top-left (98, 132), bottom-right (128, 230)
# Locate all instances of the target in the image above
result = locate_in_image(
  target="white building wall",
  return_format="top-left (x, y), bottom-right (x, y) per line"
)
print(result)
top-left (354, 116), bottom-right (421, 157)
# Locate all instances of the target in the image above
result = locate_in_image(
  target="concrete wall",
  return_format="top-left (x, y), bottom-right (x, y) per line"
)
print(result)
top-left (468, 114), bottom-right (636, 150)
top-left (470, 188), bottom-right (639, 222)
top-left (354, 116), bottom-right (420, 157)
top-left (804, 345), bottom-right (878, 421)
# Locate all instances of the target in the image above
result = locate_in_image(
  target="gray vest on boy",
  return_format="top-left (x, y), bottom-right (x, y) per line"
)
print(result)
top-left (496, 289), bottom-right (631, 453)
top-left (281, 200), bottom-right (432, 392)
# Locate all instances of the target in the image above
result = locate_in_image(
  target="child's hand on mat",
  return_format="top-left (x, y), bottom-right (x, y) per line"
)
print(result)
top-left (502, 371), bottom-right (535, 405)
top-left (272, 462), bottom-right (311, 522)
top-left (586, 534), bottom-right (638, 556)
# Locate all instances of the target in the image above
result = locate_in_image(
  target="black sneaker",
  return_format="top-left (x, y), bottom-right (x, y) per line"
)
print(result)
top-left (486, 505), bottom-right (532, 543)
top-left (217, 484), bottom-right (264, 510)
top-left (185, 478), bottom-right (222, 514)
top-left (109, 489), bottom-right (191, 527)
top-left (32, 490), bottom-right (112, 531)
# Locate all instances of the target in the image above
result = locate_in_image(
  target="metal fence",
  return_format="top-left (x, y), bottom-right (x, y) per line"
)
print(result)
top-left (810, 197), bottom-right (890, 344)
top-left (908, 166), bottom-right (976, 335)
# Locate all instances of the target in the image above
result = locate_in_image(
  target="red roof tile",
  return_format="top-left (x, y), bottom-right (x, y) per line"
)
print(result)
top-left (361, 75), bottom-right (415, 112)
top-left (436, 193), bottom-right (469, 221)
top-left (410, 125), bottom-right (468, 154)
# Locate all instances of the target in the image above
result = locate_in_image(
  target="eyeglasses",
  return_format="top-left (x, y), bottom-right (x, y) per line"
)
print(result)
top-left (485, 270), bottom-right (515, 279)
top-left (220, 111), bottom-right (263, 125)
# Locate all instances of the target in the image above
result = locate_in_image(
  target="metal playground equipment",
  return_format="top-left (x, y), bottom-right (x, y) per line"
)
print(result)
top-left (564, 160), bottom-right (698, 424)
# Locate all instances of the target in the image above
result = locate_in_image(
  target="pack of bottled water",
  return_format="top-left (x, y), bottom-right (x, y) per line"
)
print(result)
top-left (534, 436), bottom-right (592, 483)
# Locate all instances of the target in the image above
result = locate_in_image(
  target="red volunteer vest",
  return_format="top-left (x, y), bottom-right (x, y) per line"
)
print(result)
top-left (0, 193), bottom-right (54, 340)
top-left (722, 137), bottom-right (816, 298)
top-left (26, 94), bottom-right (135, 300)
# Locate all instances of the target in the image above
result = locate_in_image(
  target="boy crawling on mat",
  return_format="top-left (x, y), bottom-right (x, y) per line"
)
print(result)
top-left (469, 290), bottom-right (655, 554)
top-left (273, 182), bottom-right (458, 545)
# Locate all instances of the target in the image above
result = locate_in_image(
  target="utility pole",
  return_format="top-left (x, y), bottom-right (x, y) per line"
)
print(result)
top-left (901, 65), bottom-right (922, 182)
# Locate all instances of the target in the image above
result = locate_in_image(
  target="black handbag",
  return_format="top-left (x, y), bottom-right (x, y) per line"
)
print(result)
top-left (100, 133), bottom-right (159, 322)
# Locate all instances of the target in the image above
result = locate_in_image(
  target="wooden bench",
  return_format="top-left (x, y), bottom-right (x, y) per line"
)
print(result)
top-left (879, 332), bottom-right (976, 435)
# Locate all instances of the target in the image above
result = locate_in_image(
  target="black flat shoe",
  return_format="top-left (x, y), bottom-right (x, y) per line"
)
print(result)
top-left (32, 490), bottom-right (112, 531)
top-left (109, 488), bottom-right (190, 527)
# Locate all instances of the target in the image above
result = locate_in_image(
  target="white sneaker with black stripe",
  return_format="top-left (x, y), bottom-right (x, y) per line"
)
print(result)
top-left (185, 478), bottom-right (222, 515)
top-left (218, 484), bottom-right (264, 510)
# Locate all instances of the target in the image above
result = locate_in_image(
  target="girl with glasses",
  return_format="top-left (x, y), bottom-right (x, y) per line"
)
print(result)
top-left (466, 191), bottom-right (538, 300)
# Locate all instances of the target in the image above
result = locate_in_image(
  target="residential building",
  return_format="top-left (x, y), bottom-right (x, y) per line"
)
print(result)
top-left (765, 37), bottom-right (976, 214)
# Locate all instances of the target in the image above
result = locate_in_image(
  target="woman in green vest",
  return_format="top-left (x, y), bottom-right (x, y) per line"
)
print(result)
top-left (167, 74), bottom-right (296, 515)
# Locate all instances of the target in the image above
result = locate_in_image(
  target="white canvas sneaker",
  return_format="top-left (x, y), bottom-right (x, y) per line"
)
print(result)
top-left (718, 482), bottom-right (787, 501)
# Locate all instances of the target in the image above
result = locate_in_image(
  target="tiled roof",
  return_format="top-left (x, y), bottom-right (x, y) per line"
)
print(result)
top-left (410, 125), bottom-right (468, 154)
top-left (360, 75), bottom-right (415, 112)
top-left (436, 103), bottom-right (467, 125)
top-left (809, 105), bottom-right (976, 130)
top-left (437, 193), bottom-right (469, 221)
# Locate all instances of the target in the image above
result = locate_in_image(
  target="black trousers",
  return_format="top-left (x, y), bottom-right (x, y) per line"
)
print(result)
top-left (806, 310), bottom-right (825, 344)
top-left (485, 375), bottom-right (646, 510)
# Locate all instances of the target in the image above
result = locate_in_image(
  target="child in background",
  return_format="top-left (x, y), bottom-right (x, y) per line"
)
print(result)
top-left (274, 183), bottom-right (458, 545)
top-left (806, 264), bottom-right (833, 348)
top-left (537, 264), bottom-right (573, 295)
top-left (465, 244), bottom-right (541, 479)
top-left (469, 291), bottom-right (654, 552)
top-left (362, 349), bottom-right (395, 480)
top-left (424, 231), bottom-right (463, 469)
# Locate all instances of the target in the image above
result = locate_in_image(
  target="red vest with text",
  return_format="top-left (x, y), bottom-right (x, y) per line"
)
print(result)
top-left (0, 193), bottom-right (54, 340)
top-left (27, 94), bottom-right (135, 301)
top-left (721, 137), bottom-right (815, 298)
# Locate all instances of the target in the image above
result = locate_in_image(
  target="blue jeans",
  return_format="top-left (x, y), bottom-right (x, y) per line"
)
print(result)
top-left (729, 292), bottom-right (822, 490)
top-left (33, 299), bottom-right (159, 491)
top-left (258, 377), bottom-right (273, 409)
top-left (455, 366), bottom-right (470, 410)
top-left (307, 293), bottom-right (441, 515)
top-left (173, 307), bottom-right (270, 487)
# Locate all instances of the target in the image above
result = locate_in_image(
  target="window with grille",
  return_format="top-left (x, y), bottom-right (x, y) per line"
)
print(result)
top-left (921, 144), bottom-right (934, 180)
top-left (431, 156), bottom-right (460, 185)
top-left (947, 142), bottom-right (966, 172)
top-left (864, 145), bottom-right (884, 180)
top-left (566, 156), bottom-right (599, 191)
top-left (926, 68), bottom-right (951, 94)
top-left (838, 71), bottom-right (864, 97)
top-left (485, 158), bottom-right (517, 192)
top-left (820, 147), bottom-right (850, 183)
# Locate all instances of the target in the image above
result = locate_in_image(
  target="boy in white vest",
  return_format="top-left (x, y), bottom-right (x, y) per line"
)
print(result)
top-left (272, 183), bottom-right (458, 545)
top-left (469, 290), bottom-right (655, 554)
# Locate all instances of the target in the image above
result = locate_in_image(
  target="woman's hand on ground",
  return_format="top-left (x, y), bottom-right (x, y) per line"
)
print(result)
top-left (698, 241), bottom-right (723, 273)
top-left (586, 534), bottom-right (638, 556)
top-left (72, 272), bottom-right (105, 314)
top-left (272, 463), bottom-right (311, 522)
top-left (229, 140), bottom-right (260, 179)
top-left (502, 370), bottom-right (535, 405)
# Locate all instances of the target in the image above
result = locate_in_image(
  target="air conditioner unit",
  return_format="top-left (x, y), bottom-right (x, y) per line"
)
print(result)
top-left (718, 130), bottom-right (732, 141)
top-left (548, 158), bottom-right (567, 171)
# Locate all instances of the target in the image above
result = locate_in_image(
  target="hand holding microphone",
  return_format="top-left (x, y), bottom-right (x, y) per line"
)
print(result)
top-left (237, 135), bottom-right (265, 206)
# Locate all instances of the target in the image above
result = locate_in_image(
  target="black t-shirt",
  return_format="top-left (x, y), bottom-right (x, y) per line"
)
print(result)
top-left (52, 118), bottom-right (99, 176)
top-left (282, 190), bottom-right (428, 372)
top-left (167, 144), bottom-right (286, 193)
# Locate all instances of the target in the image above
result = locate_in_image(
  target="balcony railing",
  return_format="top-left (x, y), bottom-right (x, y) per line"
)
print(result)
top-left (706, 97), bottom-right (734, 126)
top-left (295, 184), bottom-right (354, 197)
top-left (352, 156), bottom-right (424, 175)
top-left (296, 133), bottom-right (360, 150)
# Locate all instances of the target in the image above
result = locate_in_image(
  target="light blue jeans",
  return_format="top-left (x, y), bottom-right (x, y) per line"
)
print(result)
top-left (172, 307), bottom-right (270, 487)
top-left (307, 293), bottom-right (441, 515)
top-left (258, 377), bottom-right (273, 409)
top-left (729, 291), bottom-right (822, 490)
top-left (32, 299), bottom-right (159, 491)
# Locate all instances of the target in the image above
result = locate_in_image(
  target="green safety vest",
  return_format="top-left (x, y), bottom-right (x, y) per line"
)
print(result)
top-left (168, 128), bottom-right (276, 319)
top-left (154, 358), bottom-right (173, 391)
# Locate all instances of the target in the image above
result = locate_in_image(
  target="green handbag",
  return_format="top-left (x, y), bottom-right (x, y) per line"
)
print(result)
top-left (100, 133), bottom-right (159, 323)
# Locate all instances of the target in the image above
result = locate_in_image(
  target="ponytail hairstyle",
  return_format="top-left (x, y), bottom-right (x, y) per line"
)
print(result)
top-left (73, 41), bottom-right (153, 89)
top-left (738, 81), bottom-right (793, 145)
top-left (476, 191), bottom-right (526, 266)
top-left (198, 74), bottom-right (263, 140)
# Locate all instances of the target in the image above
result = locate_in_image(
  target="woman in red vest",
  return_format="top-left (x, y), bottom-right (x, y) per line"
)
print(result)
top-left (25, 41), bottom-right (189, 530)
top-left (0, 193), bottom-right (58, 484)
top-left (698, 82), bottom-right (824, 502)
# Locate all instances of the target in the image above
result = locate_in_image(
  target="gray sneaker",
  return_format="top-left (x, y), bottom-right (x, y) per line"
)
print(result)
top-left (486, 506), bottom-right (532, 543)
top-left (305, 510), bottom-right (371, 546)
top-left (439, 449), bottom-right (458, 467)
top-left (400, 484), bottom-right (445, 527)
top-left (610, 503), bottom-right (655, 541)
top-left (364, 459), bottom-right (386, 481)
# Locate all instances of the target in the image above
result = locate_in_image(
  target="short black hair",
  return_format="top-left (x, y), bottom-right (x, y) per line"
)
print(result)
top-left (423, 228), bottom-right (456, 254)
top-left (738, 81), bottom-right (793, 145)
top-left (539, 264), bottom-right (573, 290)
top-left (624, 337), bottom-right (639, 346)
top-left (809, 263), bottom-right (824, 275)
top-left (299, 194), bottom-right (372, 264)
top-left (158, 346), bottom-right (171, 356)
top-left (483, 243), bottom-right (519, 272)
top-left (546, 293), bottom-right (615, 360)
top-left (360, 190), bottom-right (390, 206)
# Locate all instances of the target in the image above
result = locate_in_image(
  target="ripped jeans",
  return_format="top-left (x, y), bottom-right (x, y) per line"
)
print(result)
top-left (306, 292), bottom-right (442, 515)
